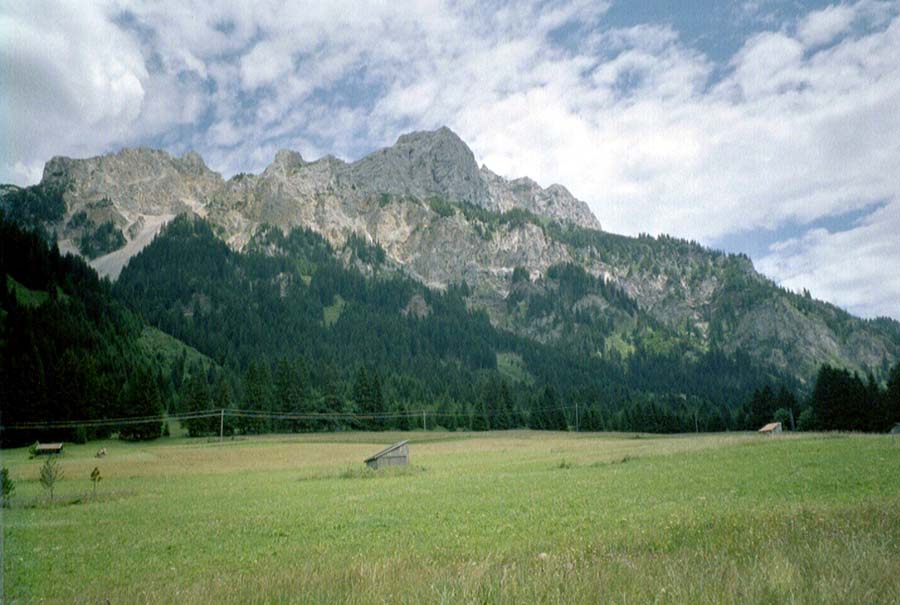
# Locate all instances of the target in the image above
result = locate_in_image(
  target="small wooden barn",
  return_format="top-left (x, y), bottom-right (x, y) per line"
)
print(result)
top-left (758, 422), bottom-right (783, 436)
top-left (35, 443), bottom-right (64, 455)
top-left (364, 440), bottom-right (409, 470)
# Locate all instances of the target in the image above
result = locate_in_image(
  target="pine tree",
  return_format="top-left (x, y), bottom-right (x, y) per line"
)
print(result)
top-left (240, 361), bottom-right (270, 434)
top-left (182, 371), bottom-right (213, 437)
top-left (885, 363), bottom-right (900, 429)
top-left (498, 380), bottom-right (515, 429)
top-left (370, 369), bottom-right (385, 430)
top-left (542, 385), bottom-right (568, 431)
top-left (119, 366), bottom-right (163, 441)
top-left (213, 377), bottom-right (236, 436)
top-left (353, 367), bottom-right (373, 430)
top-left (528, 391), bottom-right (546, 430)
top-left (274, 357), bottom-right (300, 433)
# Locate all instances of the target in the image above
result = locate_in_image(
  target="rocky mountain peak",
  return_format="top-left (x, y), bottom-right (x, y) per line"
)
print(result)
top-left (178, 150), bottom-right (213, 176)
top-left (350, 126), bottom-right (490, 205)
top-left (263, 149), bottom-right (307, 178)
top-left (393, 125), bottom-right (466, 150)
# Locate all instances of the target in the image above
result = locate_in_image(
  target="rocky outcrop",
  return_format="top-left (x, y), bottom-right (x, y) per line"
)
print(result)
top-left (481, 167), bottom-right (601, 230)
top-left (350, 127), bottom-right (491, 207)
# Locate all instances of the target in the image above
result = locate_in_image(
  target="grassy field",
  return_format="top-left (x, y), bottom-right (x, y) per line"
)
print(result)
top-left (2, 431), bottom-right (899, 603)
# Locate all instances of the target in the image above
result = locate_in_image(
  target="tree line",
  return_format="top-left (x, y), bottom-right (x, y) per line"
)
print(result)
top-left (735, 364), bottom-right (899, 432)
top-left (2, 212), bottom-right (897, 446)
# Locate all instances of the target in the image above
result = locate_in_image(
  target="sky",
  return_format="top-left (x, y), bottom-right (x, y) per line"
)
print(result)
top-left (2, 0), bottom-right (899, 320)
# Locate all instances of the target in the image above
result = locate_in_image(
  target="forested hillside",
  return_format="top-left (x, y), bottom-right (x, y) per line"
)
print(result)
top-left (0, 214), bottom-right (167, 446)
top-left (6, 131), bottom-right (900, 390)
top-left (111, 215), bottom-right (797, 435)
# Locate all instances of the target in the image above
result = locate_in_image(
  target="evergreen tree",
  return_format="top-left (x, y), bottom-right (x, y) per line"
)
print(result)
top-left (119, 367), bottom-right (164, 441)
top-left (239, 361), bottom-right (270, 434)
top-left (498, 381), bottom-right (516, 429)
top-left (527, 391), bottom-right (546, 430)
top-left (810, 365), bottom-right (867, 431)
top-left (353, 367), bottom-right (375, 430)
top-left (884, 363), bottom-right (900, 430)
top-left (746, 385), bottom-right (776, 429)
top-left (542, 385), bottom-right (568, 431)
top-left (472, 399), bottom-right (489, 431)
top-left (797, 407), bottom-right (817, 431)
top-left (274, 357), bottom-right (301, 433)
top-left (370, 369), bottom-right (385, 430)
top-left (213, 377), bottom-right (236, 437)
top-left (182, 371), bottom-right (214, 437)
top-left (319, 362), bottom-right (343, 431)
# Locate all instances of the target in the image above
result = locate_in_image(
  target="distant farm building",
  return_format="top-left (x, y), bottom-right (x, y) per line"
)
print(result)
top-left (35, 443), bottom-right (64, 455)
top-left (758, 422), bottom-right (783, 436)
top-left (364, 440), bottom-right (409, 469)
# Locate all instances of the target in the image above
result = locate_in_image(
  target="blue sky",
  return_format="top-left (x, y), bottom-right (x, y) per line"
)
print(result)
top-left (2, 0), bottom-right (899, 320)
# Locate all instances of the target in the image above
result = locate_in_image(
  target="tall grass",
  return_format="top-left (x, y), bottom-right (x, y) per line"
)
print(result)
top-left (3, 431), bottom-right (898, 603)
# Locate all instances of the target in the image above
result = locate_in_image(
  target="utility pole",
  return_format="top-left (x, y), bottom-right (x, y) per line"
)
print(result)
top-left (575, 402), bottom-right (579, 433)
top-left (695, 411), bottom-right (699, 433)
top-left (220, 408), bottom-right (225, 443)
top-left (422, 410), bottom-right (427, 431)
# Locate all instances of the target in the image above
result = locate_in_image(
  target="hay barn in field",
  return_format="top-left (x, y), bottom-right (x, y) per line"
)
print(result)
top-left (364, 440), bottom-right (409, 469)
top-left (35, 443), bottom-right (64, 455)
top-left (758, 422), bottom-right (782, 436)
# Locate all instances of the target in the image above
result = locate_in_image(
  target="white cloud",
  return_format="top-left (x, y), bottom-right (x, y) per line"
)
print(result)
top-left (2, 0), bottom-right (900, 317)
top-left (797, 3), bottom-right (857, 46)
top-left (757, 200), bottom-right (900, 319)
top-left (0, 1), bottom-right (147, 180)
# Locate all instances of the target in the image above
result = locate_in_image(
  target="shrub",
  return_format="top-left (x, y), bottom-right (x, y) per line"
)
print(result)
top-left (1, 468), bottom-right (14, 507)
top-left (798, 407), bottom-right (817, 431)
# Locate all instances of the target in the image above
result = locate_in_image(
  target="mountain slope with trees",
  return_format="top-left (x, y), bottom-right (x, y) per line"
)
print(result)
top-left (0, 214), bottom-right (167, 446)
top-left (111, 214), bottom-right (799, 434)
top-left (4, 127), bottom-right (898, 387)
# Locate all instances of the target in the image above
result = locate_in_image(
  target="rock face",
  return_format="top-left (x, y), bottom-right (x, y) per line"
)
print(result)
top-left (34, 148), bottom-right (222, 276)
top-left (481, 167), bottom-right (600, 229)
top-left (8, 126), bottom-right (900, 382)
top-left (42, 148), bottom-right (221, 218)
top-left (351, 127), bottom-right (491, 206)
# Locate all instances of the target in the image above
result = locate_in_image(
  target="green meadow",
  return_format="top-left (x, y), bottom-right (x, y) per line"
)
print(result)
top-left (2, 431), bottom-right (899, 603)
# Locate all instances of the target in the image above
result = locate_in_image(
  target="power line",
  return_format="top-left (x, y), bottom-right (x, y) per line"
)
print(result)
top-left (1, 403), bottom-right (578, 431)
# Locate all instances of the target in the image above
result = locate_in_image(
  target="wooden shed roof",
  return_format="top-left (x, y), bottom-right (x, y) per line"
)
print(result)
top-left (364, 440), bottom-right (408, 462)
top-left (758, 422), bottom-right (782, 433)
top-left (35, 443), bottom-right (64, 452)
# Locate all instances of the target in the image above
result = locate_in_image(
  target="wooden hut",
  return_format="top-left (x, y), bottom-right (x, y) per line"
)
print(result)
top-left (758, 422), bottom-right (782, 436)
top-left (364, 440), bottom-right (409, 470)
top-left (35, 443), bottom-right (64, 455)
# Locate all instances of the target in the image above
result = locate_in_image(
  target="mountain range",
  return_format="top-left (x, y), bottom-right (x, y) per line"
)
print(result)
top-left (3, 126), bottom-right (899, 386)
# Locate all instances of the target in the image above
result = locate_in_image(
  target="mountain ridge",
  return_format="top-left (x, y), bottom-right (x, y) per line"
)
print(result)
top-left (2, 127), bottom-right (899, 384)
